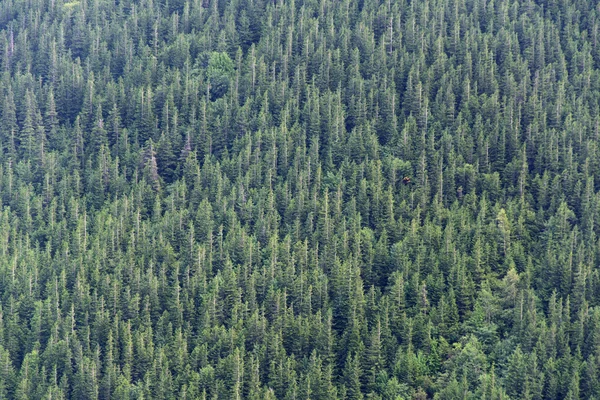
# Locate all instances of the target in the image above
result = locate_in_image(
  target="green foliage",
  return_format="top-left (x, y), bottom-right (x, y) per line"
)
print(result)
top-left (207, 52), bottom-right (234, 100)
top-left (0, 0), bottom-right (597, 397)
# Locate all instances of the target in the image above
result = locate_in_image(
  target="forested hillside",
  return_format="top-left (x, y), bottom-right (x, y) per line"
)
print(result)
top-left (0, 0), bottom-right (599, 398)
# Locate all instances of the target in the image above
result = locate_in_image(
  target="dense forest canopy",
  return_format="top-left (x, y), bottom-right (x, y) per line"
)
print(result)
top-left (0, 0), bottom-right (599, 398)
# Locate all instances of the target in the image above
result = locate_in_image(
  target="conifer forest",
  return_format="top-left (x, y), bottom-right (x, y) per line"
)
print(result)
top-left (1, 0), bottom-right (600, 398)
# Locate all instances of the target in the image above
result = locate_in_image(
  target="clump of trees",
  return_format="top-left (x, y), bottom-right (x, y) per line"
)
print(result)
top-left (0, 0), bottom-right (598, 398)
